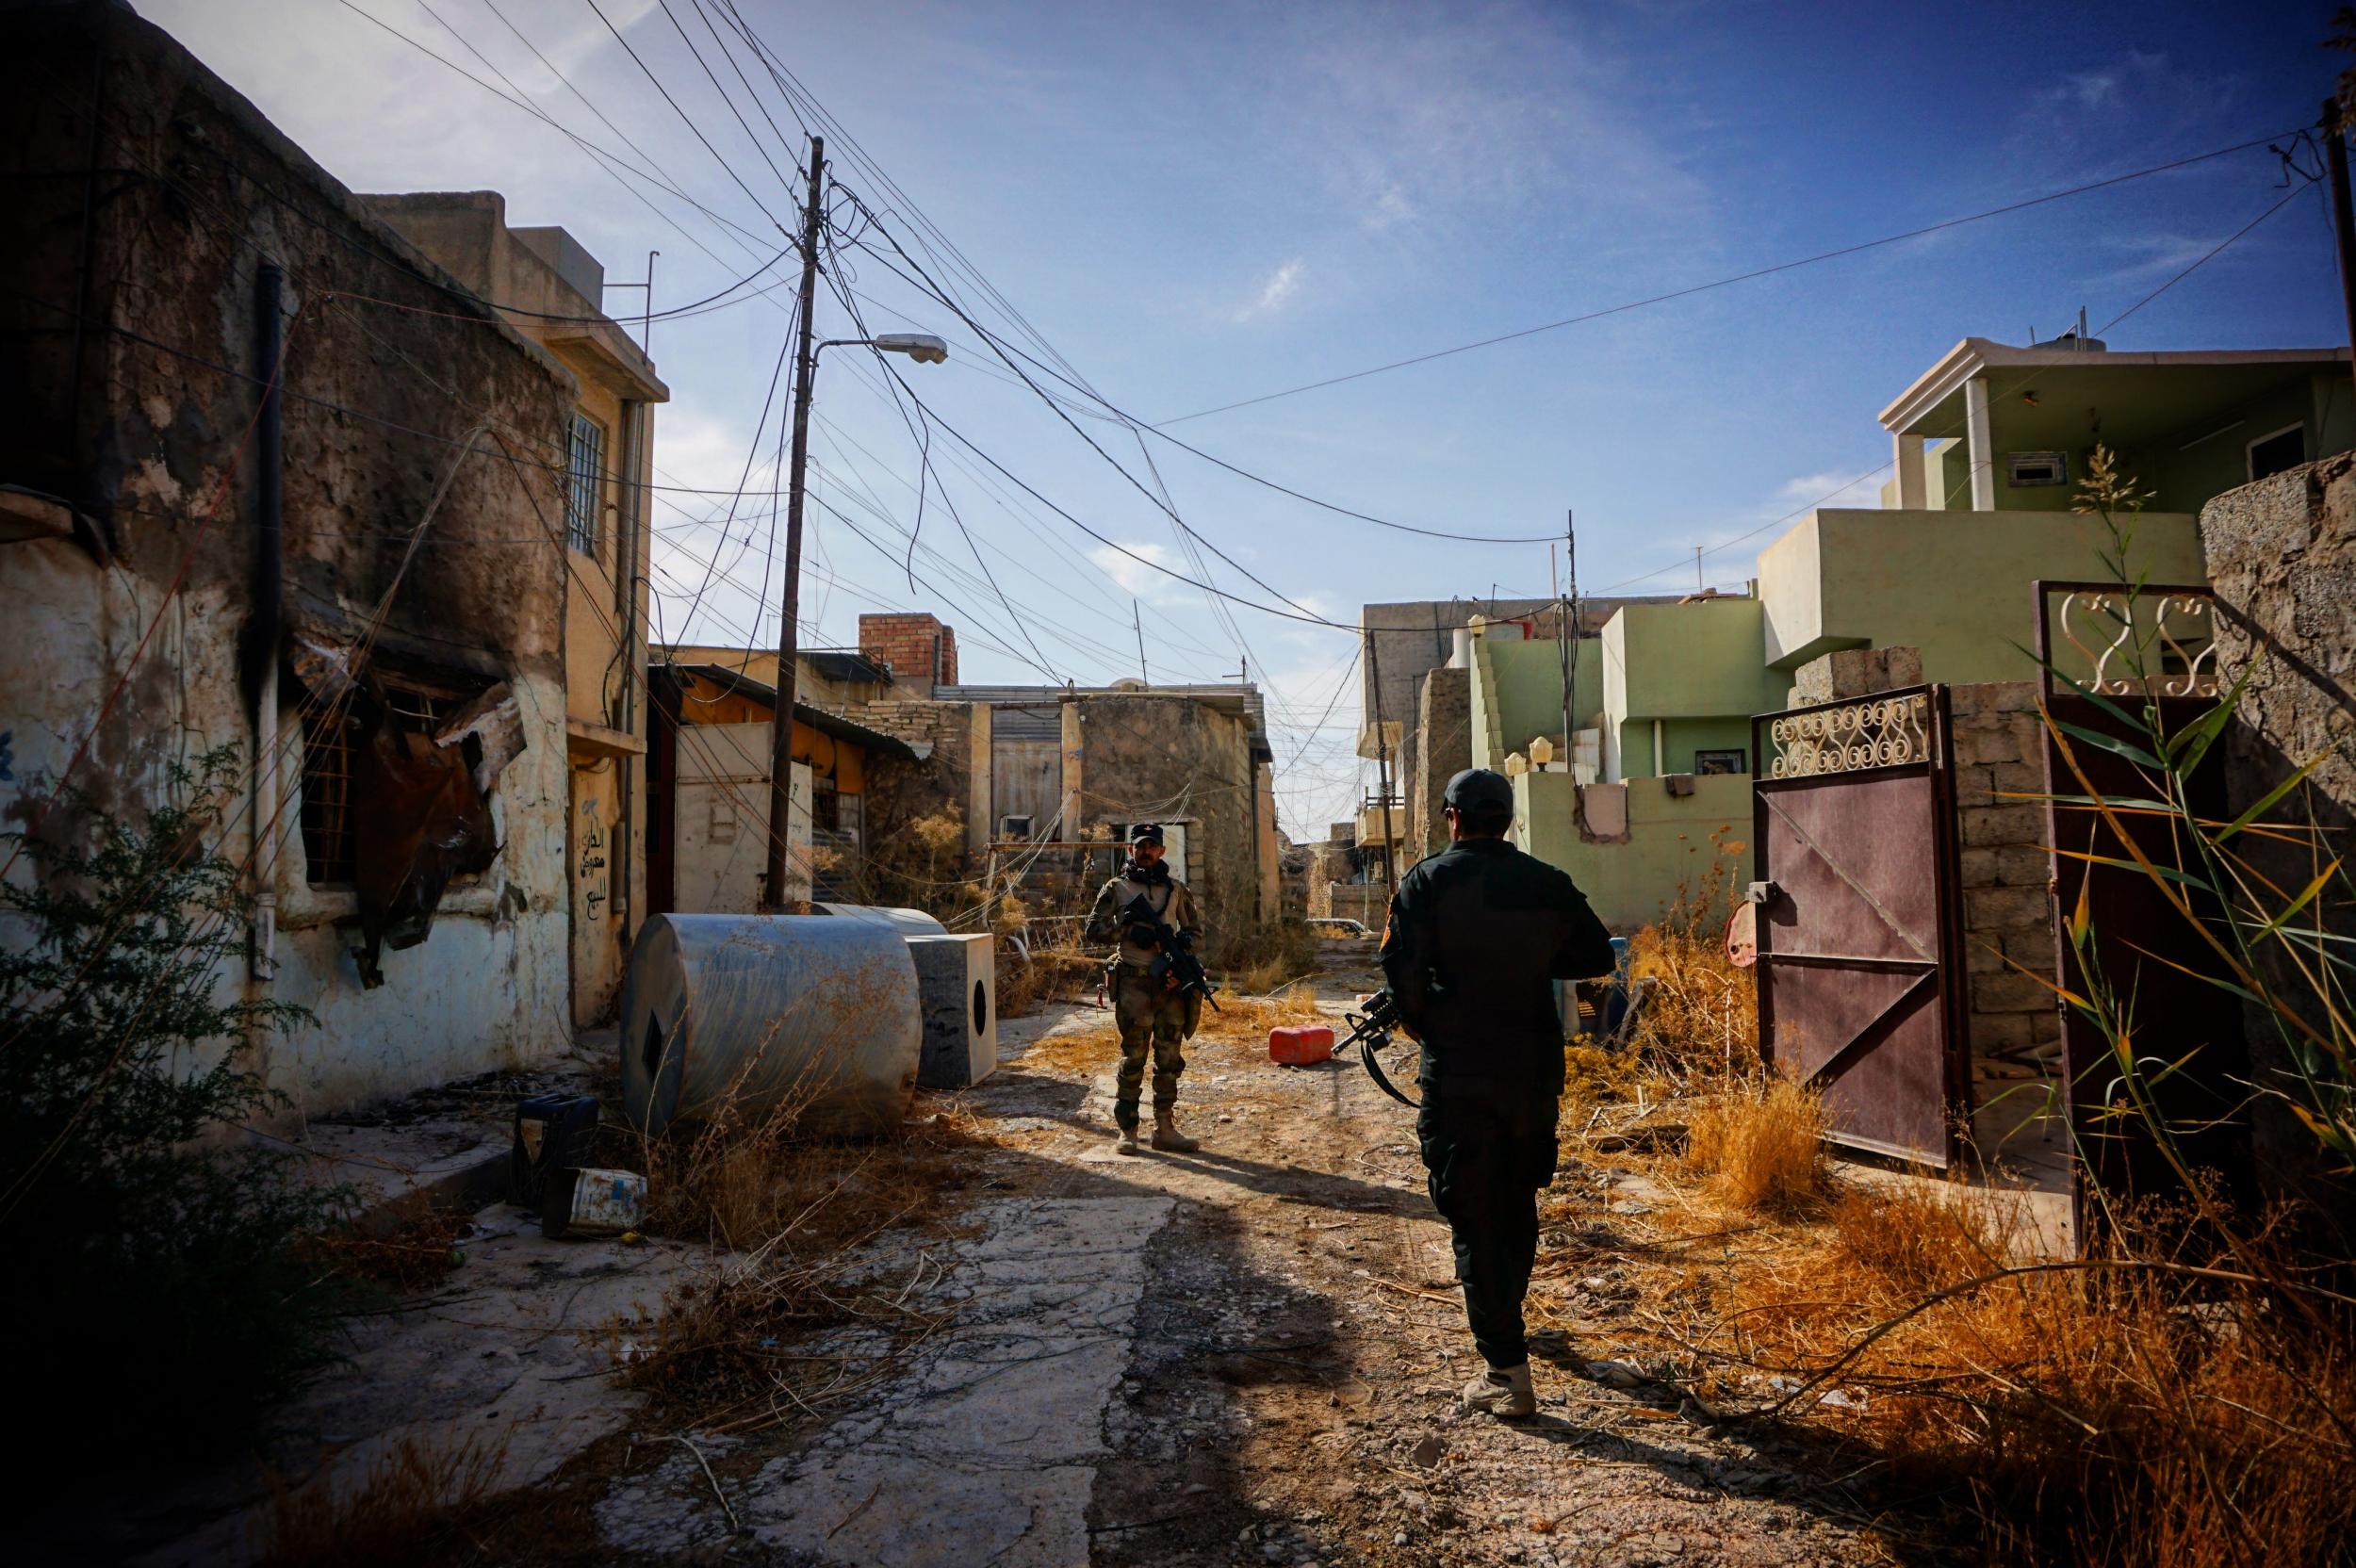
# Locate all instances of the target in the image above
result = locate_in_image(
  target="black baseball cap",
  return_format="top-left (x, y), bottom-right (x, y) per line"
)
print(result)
top-left (1442, 768), bottom-right (1514, 813)
top-left (1129, 823), bottom-right (1165, 845)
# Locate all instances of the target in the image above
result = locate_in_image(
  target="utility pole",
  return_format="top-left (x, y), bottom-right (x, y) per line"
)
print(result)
top-left (2324, 100), bottom-right (2356, 401)
top-left (1365, 626), bottom-right (1399, 897)
top-left (1133, 598), bottom-right (1149, 685)
top-left (1694, 545), bottom-right (1704, 595)
top-left (763, 135), bottom-right (825, 912)
top-left (1564, 509), bottom-right (1589, 839)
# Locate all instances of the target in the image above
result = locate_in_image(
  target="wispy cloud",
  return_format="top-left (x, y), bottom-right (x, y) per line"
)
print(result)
top-left (1235, 258), bottom-right (1306, 321)
top-left (1775, 469), bottom-right (1880, 509)
top-left (1089, 540), bottom-right (1179, 593)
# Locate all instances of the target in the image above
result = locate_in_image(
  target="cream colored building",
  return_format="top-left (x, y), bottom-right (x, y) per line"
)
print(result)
top-left (368, 193), bottom-right (669, 1025)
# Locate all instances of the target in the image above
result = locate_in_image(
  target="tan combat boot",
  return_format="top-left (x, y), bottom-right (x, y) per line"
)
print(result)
top-left (1114, 1122), bottom-right (1143, 1155)
top-left (1462, 1363), bottom-right (1536, 1417)
top-left (1151, 1111), bottom-right (1201, 1153)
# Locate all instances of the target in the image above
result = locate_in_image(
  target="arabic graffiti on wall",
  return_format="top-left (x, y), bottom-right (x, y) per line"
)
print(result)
top-left (577, 794), bottom-right (609, 922)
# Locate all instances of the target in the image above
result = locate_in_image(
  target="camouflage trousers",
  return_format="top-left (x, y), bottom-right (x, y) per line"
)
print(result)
top-left (1110, 965), bottom-right (1198, 1128)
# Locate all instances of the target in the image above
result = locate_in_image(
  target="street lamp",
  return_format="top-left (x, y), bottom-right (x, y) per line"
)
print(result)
top-left (816, 333), bottom-right (951, 367)
top-left (762, 309), bottom-right (949, 909)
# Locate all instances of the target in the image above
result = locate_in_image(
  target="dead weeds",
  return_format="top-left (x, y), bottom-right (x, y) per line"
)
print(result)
top-left (1546, 910), bottom-right (2356, 1566)
top-left (1684, 1076), bottom-right (1828, 1217)
top-left (253, 1430), bottom-right (507, 1568)
top-left (301, 1202), bottom-right (467, 1298)
top-left (623, 1090), bottom-right (995, 1434)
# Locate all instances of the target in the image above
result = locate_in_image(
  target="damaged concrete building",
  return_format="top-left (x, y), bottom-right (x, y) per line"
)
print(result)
top-left (859, 614), bottom-right (1282, 956)
top-left (362, 191), bottom-right (668, 1025)
top-left (0, 5), bottom-right (652, 1108)
top-left (650, 614), bottom-right (1283, 956)
top-left (642, 651), bottom-right (925, 909)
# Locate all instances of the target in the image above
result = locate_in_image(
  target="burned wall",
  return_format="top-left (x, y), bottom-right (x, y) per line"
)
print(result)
top-left (0, 4), bottom-right (576, 1111)
top-left (2201, 452), bottom-right (2356, 1206)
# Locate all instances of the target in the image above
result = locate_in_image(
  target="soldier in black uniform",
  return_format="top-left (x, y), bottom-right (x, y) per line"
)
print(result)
top-left (1381, 767), bottom-right (1614, 1416)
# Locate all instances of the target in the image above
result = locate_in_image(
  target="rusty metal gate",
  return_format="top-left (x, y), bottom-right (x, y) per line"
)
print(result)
top-left (2035, 581), bottom-right (2249, 1219)
top-left (1751, 685), bottom-right (1968, 1166)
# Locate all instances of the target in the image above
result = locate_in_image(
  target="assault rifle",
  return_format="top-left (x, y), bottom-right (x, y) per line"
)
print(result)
top-left (1338, 988), bottom-right (1419, 1108)
top-left (1120, 894), bottom-right (1221, 1013)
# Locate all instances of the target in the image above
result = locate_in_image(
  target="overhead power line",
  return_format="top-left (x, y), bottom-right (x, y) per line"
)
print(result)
top-left (1588, 173), bottom-right (2317, 596)
top-left (1156, 127), bottom-right (2309, 426)
top-left (839, 204), bottom-right (1562, 545)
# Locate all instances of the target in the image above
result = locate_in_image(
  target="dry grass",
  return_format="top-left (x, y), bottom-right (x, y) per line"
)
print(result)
top-left (624, 1083), bottom-right (994, 1432)
top-left (301, 1201), bottom-right (466, 1296)
top-left (1560, 1039), bottom-right (1648, 1110)
top-left (1684, 1076), bottom-right (1828, 1217)
top-left (1584, 825), bottom-right (1760, 1085)
top-left (1200, 979), bottom-right (1325, 1041)
top-left (1219, 918), bottom-right (1321, 995)
top-left (253, 1431), bottom-right (507, 1568)
top-left (1550, 912), bottom-right (2356, 1565)
top-left (997, 930), bottom-right (1101, 1019)
top-left (1706, 1188), bottom-right (2356, 1566)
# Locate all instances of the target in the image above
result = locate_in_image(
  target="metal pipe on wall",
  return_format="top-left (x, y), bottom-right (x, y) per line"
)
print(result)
top-left (248, 263), bottom-right (286, 981)
top-left (614, 398), bottom-right (645, 945)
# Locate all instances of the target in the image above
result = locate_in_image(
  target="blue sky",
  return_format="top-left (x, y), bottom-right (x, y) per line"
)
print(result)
top-left (149, 0), bottom-right (2352, 836)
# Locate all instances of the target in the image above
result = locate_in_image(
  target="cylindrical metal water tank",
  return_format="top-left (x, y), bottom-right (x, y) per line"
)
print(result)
top-left (810, 902), bottom-right (951, 939)
top-left (621, 914), bottom-right (923, 1139)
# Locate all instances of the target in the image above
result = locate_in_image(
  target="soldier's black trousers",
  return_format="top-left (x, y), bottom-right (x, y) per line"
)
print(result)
top-left (1416, 1090), bottom-right (1560, 1370)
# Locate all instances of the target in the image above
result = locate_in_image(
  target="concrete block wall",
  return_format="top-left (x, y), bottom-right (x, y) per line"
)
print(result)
top-left (859, 698), bottom-right (982, 868)
top-left (1949, 680), bottom-right (2062, 1070)
top-left (1410, 665), bottom-right (1471, 859)
top-left (2201, 452), bottom-right (2356, 1204)
top-left (858, 612), bottom-right (958, 689)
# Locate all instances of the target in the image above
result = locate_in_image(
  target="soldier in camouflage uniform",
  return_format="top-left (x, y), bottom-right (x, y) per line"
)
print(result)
top-left (1085, 823), bottom-right (1205, 1155)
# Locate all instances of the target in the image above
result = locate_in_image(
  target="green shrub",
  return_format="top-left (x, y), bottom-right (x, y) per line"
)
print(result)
top-left (0, 750), bottom-right (347, 1457)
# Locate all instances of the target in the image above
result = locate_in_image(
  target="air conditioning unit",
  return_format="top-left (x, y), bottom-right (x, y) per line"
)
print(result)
top-left (2007, 450), bottom-right (2069, 487)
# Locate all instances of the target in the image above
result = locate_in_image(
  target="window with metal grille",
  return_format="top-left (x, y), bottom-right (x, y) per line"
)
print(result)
top-left (300, 684), bottom-right (461, 885)
top-left (564, 411), bottom-right (605, 555)
top-left (301, 706), bottom-right (357, 885)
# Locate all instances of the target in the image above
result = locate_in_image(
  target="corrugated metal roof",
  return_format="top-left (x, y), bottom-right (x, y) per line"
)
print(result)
top-left (659, 663), bottom-right (927, 760)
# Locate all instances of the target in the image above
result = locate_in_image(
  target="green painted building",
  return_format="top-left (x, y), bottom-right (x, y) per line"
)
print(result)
top-left (1429, 335), bottom-right (2352, 931)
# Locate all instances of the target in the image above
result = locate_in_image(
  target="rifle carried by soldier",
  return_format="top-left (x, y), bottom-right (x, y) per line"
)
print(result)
top-left (1337, 987), bottom-right (1418, 1107)
top-left (1120, 893), bottom-right (1220, 1012)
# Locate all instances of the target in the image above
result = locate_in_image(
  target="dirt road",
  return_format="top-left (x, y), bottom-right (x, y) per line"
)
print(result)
top-left (107, 944), bottom-right (1920, 1567)
top-left (650, 943), bottom-right (1913, 1568)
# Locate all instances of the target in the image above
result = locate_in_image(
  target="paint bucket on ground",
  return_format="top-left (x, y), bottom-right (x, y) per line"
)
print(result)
top-left (542, 1167), bottom-right (646, 1239)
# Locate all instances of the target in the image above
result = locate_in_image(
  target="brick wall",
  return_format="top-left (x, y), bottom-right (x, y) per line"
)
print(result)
top-left (857, 612), bottom-right (957, 689)
top-left (1950, 681), bottom-right (2061, 1076)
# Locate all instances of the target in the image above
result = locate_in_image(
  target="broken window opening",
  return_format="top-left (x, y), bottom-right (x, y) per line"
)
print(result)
top-left (303, 675), bottom-right (478, 886)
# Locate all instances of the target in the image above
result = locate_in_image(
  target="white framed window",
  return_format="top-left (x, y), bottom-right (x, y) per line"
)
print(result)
top-left (2247, 422), bottom-right (2305, 483)
top-left (564, 412), bottom-right (605, 554)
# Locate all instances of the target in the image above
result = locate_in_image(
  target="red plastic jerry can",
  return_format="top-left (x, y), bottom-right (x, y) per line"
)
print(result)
top-left (1268, 1024), bottom-right (1335, 1066)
